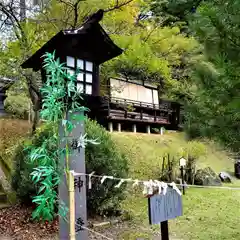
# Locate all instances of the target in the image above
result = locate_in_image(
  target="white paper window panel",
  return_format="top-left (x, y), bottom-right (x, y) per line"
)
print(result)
top-left (121, 83), bottom-right (130, 99)
top-left (86, 85), bottom-right (92, 94)
top-left (67, 56), bottom-right (75, 68)
top-left (77, 73), bottom-right (84, 81)
top-left (153, 89), bottom-right (159, 105)
top-left (127, 83), bottom-right (138, 102)
top-left (137, 85), bottom-right (153, 104)
top-left (110, 79), bottom-right (120, 97)
top-left (86, 73), bottom-right (93, 83)
top-left (110, 79), bottom-right (125, 98)
top-left (137, 85), bottom-right (147, 102)
top-left (77, 83), bottom-right (84, 93)
top-left (77, 59), bottom-right (84, 69)
top-left (86, 61), bottom-right (93, 72)
top-left (67, 69), bottom-right (75, 76)
top-left (145, 88), bottom-right (153, 103)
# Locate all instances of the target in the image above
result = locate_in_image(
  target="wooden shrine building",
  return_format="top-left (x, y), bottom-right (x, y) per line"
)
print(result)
top-left (21, 9), bottom-right (181, 134)
top-left (98, 77), bottom-right (181, 133)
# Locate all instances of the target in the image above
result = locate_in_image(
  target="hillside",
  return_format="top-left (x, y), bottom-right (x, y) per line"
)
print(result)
top-left (1, 119), bottom-right (239, 240)
top-left (111, 132), bottom-right (240, 240)
top-left (111, 131), bottom-right (235, 180)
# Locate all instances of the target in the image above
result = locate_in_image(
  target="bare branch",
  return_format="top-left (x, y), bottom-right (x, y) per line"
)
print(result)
top-left (104, 0), bottom-right (134, 13)
top-left (143, 28), bottom-right (156, 43)
top-left (57, 0), bottom-right (74, 9)
top-left (72, 0), bottom-right (82, 29)
top-left (0, 1), bottom-right (28, 45)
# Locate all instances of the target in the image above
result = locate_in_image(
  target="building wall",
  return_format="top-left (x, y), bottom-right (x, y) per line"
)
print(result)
top-left (110, 78), bottom-right (159, 105)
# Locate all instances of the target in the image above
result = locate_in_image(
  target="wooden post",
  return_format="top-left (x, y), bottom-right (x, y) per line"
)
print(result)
top-left (69, 170), bottom-right (76, 240)
top-left (146, 125), bottom-right (150, 134)
top-left (161, 221), bottom-right (169, 240)
top-left (132, 124), bottom-right (137, 133)
top-left (181, 166), bottom-right (185, 195)
top-left (162, 156), bottom-right (165, 177)
top-left (117, 123), bottom-right (121, 132)
top-left (160, 127), bottom-right (164, 135)
top-left (108, 122), bottom-right (113, 132)
top-left (167, 154), bottom-right (171, 181)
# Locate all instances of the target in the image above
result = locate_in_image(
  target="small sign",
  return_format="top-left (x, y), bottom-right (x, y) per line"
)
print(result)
top-left (179, 157), bottom-right (186, 167)
top-left (148, 188), bottom-right (183, 225)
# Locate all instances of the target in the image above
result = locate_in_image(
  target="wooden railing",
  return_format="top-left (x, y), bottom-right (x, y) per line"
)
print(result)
top-left (110, 97), bottom-right (174, 111)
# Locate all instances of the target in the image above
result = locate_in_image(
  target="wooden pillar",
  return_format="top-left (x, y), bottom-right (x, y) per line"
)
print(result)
top-left (117, 123), bottom-right (121, 132)
top-left (132, 124), bottom-right (137, 133)
top-left (160, 127), bottom-right (164, 135)
top-left (108, 122), bottom-right (113, 132)
top-left (146, 125), bottom-right (151, 134)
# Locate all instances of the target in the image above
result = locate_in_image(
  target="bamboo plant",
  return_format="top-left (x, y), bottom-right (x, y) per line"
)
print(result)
top-left (27, 51), bottom-right (98, 221)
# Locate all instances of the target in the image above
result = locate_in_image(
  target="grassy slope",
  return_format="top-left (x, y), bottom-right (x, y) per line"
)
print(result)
top-left (111, 132), bottom-right (240, 240)
top-left (0, 118), bottom-right (31, 177)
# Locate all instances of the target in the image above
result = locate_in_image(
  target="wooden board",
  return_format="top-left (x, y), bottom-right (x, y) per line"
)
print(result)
top-left (148, 188), bottom-right (183, 225)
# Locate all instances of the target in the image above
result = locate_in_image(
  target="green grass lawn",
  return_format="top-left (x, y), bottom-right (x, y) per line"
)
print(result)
top-left (120, 187), bottom-right (240, 240)
top-left (111, 132), bottom-right (240, 240)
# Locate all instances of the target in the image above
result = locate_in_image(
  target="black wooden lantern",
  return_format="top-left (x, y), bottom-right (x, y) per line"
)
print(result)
top-left (21, 10), bottom-right (123, 97)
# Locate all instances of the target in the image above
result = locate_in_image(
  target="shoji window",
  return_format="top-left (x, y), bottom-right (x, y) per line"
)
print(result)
top-left (110, 78), bottom-right (159, 105)
top-left (66, 56), bottom-right (93, 95)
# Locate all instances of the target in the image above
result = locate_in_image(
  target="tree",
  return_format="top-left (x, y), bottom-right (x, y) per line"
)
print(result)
top-left (185, 0), bottom-right (240, 152)
top-left (149, 0), bottom-right (204, 28)
top-left (0, 0), bottom-right (137, 133)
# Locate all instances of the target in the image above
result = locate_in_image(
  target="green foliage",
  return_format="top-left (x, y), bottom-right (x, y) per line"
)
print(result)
top-left (184, 0), bottom-right (240, 152)
top-left (11, 119), bottom-right (128, 216)
top-left (104, 24), bottom-right (199, 93)
top-left (149, 0), bottom-right (203, 28)
top-left (4, 94), bottom-right (30, 119)
top-left (85, 119), bottom-right (128, 215)
top-left (0, 0), bottom-right (199, 103)
top-left (0, 119), bottom-right (31, 178)
top-left (11, 142), bottom-right (37, 204)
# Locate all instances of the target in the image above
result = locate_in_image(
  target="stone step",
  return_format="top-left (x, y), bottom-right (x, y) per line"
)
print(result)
top-left (0, 192), bottom-right (7, 203)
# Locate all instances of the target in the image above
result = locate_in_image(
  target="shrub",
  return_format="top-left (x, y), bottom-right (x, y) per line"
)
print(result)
top-left (4, 95), bottom-right (30, 119)
top-left (85, 119), bottom-right (129, 216)
top-left (11, 119), bottom-right (129, 216)
top-left (0, 119), bottom-right (31, 176)
top-left (11, 123), bottom-right (54, 205)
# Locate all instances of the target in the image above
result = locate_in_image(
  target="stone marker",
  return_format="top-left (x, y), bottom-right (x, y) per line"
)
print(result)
top-left (219, 172), bottom-right (232, 183)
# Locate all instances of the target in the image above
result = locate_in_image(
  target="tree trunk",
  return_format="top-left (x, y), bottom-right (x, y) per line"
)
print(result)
top-left (32, 110), bottom-right (39, 134)
top-left (20, 0), bottom-right (26, 21)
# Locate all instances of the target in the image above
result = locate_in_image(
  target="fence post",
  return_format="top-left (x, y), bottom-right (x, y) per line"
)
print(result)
top-left (162, 156), bottom-right (165, 177)
top-left (180, 166), bottom-right (185, 195)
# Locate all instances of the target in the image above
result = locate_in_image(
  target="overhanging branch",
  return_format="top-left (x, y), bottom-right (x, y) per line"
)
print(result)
top-left (104, 0), bottom-right (134, 13)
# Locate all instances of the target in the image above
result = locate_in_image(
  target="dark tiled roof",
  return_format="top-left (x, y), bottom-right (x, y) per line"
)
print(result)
top-left (21, 15), bottom-right (123, 71)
